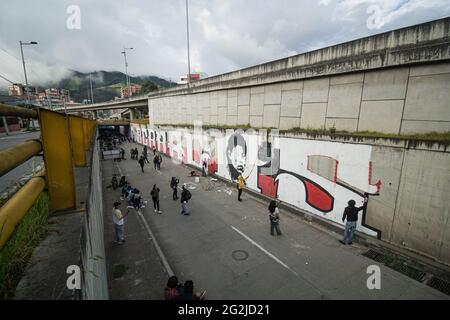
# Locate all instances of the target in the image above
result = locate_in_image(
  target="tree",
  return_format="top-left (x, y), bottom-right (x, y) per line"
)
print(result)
top-left (140, 80), bottom-right (158, 94)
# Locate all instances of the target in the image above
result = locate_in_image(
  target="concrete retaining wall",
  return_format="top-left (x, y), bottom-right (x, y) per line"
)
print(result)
top-left (149, 61), bottom-right (450, 134)
top-left (130, 123), bottom-right (450, 266)
top-left (147, 18), bottom-right (450, 134)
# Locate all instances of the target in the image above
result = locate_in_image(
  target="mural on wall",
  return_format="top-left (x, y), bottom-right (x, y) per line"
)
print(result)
top-left (203, 134), bottom-right (218, 174)
top-left (257, 140), bottom-right (334, 213)
top-left (226, 133), bottom-right (248, 181)
top-left (130, 124), bottom-right (382, 238)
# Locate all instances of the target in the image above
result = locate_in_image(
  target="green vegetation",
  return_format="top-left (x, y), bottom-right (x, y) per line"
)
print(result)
top-left (282, 127), bottom-right (450, 143)
top-left (140, 80), bottom-right (158, 94)
top-left (150, 123), bottom-right (450, 143)
top-left (0, 192), bottom-right (49, 300)
top-left (113, 264), bottom-right (129, 279)
top-left (48, 70), bottom-right (175, 103)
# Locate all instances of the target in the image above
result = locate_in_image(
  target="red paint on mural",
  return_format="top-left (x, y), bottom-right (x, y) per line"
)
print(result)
top-left (208, 158), bottom-right (218, 174)
top-left (192, 149), bottom-right (201, 164)
top-left (258, 174), bottom-right (278, 198)
top-left (303, 180), bottom-right (333, 212)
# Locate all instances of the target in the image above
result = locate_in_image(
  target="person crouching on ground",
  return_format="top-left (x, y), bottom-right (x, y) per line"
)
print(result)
top-left (181, 280), bottom-right (205, 300)
top-left (268, 200), bottom-right (282, 236)
top-left (112, 202), bottom-right (128, 245)
top-left (340, 196), bottom-right (368, 245)
top-left (164, 276), bottom-right (183, 300)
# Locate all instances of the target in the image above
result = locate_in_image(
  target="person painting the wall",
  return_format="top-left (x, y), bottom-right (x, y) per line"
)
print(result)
top-left (340, 195), bottom-right (368, 245)
top-left (226, 133), bottom-right (250, 202)
top-left (237, 173), bottom-right (246, 202)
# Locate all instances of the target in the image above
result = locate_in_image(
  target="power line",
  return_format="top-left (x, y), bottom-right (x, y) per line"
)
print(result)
top-left (0, 47), bottom-right (21, 61)
top-left (0, 72), bottom-right (15, 84)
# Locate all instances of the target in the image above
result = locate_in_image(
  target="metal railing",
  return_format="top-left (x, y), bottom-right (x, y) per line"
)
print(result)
top-left (0, 103), bottom-right (96, 249)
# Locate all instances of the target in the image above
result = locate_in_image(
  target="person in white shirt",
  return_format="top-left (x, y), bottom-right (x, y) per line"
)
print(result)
top-left (112, 202), bottom-right (128, 244)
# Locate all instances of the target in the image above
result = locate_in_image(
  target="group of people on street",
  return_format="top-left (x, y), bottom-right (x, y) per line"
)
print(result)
top-left (130, 148), bottom-right (139, 160)
top-left (164, 276), bottom-right (205, 300)
top-left (153, 153), bottom-right (163, 170)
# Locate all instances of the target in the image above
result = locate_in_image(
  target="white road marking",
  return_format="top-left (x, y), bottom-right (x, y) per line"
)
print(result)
top-left (231, 226), bottom-right (298, 277)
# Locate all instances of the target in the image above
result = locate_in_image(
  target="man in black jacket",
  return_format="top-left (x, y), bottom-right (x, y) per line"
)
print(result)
top-left (340, 196), bottom-right (368, 245)
top-left (180, 184), bottom-right (191, 215)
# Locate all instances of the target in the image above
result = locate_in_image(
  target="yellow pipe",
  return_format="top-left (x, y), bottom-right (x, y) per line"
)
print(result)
top-left (0, 175), bottom-right (46, 249)
top-left (0, 140), bottom-right (42, 177)
top-left (0, 103), bottom-right (38, 118)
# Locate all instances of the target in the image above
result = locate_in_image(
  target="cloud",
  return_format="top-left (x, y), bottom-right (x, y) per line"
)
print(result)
top-left (0, 0), bottom-right (448, 89)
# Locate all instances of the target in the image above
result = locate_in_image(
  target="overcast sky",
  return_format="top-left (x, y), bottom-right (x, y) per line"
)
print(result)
top-left (0, 0), bottom-right (449, 87)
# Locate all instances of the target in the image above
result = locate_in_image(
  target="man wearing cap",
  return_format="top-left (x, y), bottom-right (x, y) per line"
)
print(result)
top-left (340, 196), bottom-right (368, 245)
top-left (112, 202), bottom-right (128, 245)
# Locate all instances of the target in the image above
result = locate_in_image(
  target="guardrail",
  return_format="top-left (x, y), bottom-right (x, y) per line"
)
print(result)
top-left (0, 103), bottom-right (96, 249)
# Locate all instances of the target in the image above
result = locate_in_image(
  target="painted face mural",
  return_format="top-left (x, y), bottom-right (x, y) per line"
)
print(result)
top-left (226, 133), bottom-right (247, 181)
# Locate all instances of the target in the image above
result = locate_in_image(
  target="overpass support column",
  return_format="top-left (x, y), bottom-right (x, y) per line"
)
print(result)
top-left (129, 108), bottom-right (136, 120)
top-left (2, 116), bottom-right (9, 135)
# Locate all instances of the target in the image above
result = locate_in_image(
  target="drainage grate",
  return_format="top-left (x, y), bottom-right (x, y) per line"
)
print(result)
top-left (362, 250), bottom-right (425, 282)
top-left (388, 261), bottom-right (426, 282)
top-left (362, 249), bottom-right (380, 260)
top-left (362, 249), bottom-right (450, 296)
top-left (427, 277), bottom-right (450, 296)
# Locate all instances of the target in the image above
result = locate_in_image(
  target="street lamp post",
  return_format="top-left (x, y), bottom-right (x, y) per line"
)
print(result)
top-left (19, 40), bottom-right (38, 107)
top-left (89, 73), bottom-right (94, 104)
top-left (121, 47), bottom-right (133, 98)
top-left (185, 0), bottom-right (191, 88)
top-left (19, 40), bottom-right (37, 130)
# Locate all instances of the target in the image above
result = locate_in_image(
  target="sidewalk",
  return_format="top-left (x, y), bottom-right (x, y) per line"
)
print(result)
top-left (102, 156), bottom-right (168, 300)
top-left (100, 141), bottom-right (448, 300)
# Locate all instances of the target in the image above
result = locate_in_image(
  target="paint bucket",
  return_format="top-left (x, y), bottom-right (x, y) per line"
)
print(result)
top-left (195, 177), bottom-right (200, 183)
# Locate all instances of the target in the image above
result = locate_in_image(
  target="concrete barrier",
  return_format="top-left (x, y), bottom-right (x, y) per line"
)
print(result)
top-left (80, 130), bottom-right (109, 300)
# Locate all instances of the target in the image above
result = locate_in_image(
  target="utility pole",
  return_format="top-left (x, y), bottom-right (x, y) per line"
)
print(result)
top-left (89, 73), bottom-right (94, 104)
top-left (19, 40), bottom-right (38, 130)
top-left (19, 40), bottom-right (38, 107)
top-left (185, 0), bottom-right (191, 89)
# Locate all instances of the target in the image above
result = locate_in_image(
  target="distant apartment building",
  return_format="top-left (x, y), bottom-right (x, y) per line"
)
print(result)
top-left (8, 83), bottom-right (38, 99)
top-left (121, 84), bottom-right (141, 98)
top-left (177, 72), bottom-right (208, 85)
top-left (37, 88), bottom-right (71, 109)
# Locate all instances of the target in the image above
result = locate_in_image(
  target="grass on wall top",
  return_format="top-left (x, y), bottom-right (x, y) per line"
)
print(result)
top-left (148, 123), bottom-right (450, 143)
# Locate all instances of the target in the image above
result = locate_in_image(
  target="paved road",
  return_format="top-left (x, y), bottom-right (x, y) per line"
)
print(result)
top-left (0, 131), bottom-right (42, 195)
top-left (104, 141), bottom-right (448, 300)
